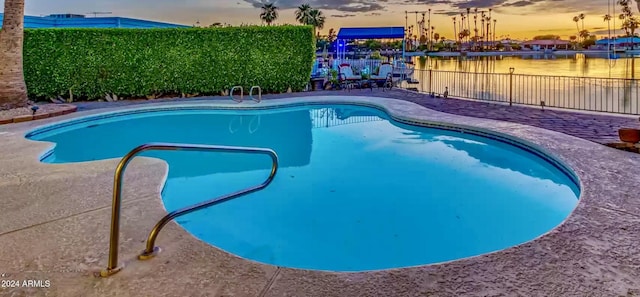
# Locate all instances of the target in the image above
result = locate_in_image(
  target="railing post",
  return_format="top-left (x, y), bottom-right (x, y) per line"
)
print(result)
top-left (509, 67), bottom-right (515, 106)
top-left (428, 66), bottom-right (433, 95)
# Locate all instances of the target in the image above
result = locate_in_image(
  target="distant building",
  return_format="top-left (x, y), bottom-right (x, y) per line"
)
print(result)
top-left (500, 39), bottom-right (522, 44)
top-left (595, 37), bottom-right (640, 50)
top-left (521, 39), bottom-right (571, 51)
top-left (0, 13), bottom-right (190, 29)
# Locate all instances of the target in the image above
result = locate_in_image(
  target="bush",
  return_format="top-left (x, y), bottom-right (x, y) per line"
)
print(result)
top-left (24, 26), bottom-right (315, 100)
top-left (370, 51), bottom-right (382, 60)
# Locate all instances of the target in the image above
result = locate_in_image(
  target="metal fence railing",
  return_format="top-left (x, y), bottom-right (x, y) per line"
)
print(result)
top-left (412, 69), bottom-right (640, 115)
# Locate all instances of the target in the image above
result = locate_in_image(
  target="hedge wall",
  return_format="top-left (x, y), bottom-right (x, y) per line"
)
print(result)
top-left (23, 26), bottom-right (315, 100)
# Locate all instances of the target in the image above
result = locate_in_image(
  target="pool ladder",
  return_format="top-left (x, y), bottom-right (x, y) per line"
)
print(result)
top-left (98, 142), bottom-right (279, 277)
top-left (230, 85), bottom-right (262, 103)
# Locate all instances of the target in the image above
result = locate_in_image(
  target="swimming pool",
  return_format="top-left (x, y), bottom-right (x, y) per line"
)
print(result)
top-left (26, 103), bottom-right (580, 272)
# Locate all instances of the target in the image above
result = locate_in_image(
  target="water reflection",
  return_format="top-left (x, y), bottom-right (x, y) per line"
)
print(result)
top-left (415, 54), bottom-right (640, 79)
top-left (34, 106), bottom-right (391, 178)
top-left (393, 127), bottom-right (578, 194)
top-left (416, 54), bottom-right (640, 113)
top-left (311, 106), bottom-right (385, 129)
top-left (35, 110), bottom-right (314, 177)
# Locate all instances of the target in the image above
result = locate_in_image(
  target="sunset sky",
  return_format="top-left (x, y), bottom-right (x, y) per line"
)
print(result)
top-left (11, 0), bottom-right (635, 39)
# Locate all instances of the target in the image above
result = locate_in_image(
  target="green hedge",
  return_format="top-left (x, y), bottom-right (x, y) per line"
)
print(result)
top-left (23, 26), bottom-right (315, 100)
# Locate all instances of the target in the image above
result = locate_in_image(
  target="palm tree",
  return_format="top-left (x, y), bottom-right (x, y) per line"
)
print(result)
top-left (452, 16), bottom-right (457, 50)
top-left (619, 0), bottom-right (639, 45)
top-left (295, 4), bottom-right (312, 25)
top-left (466, 8), bottom-right (471, 44)
top-left (484, 16), bottom-right (491, 50)
top-left (460, 13), bottom-right (466, 44)
top-left (579, 13), bottom-right (586, 31)
top-left (327, 28), bottom-right (337, 43)
top-left (623, 17), bottom-right (639, 39)
top-left (307, 9), bottom-right (325, 37)
top-left (419, 34), bottom-right (427, 45)
top-left (481, 12), bottom-right (486, 50)
top-left (603, 14), bottom-right (613, 50)
top-left (568, 35), bottom-right (577, 49)
top-left (0, 0), bottom-right (28, 110)
top-left (579, 29), bottom-right (590, 41)
top-left (260, 2), bottom-right (278, 26)
top-left (473, 8), bottom-right (478, 50)
top-left (619, 13), bottom-right (630, 36)
top-left (493, 19), bottom-right (497, 50)
top-left (572, 16), bottom-right (581, 40)
top-left (460, 29), bottom-right (471, 49)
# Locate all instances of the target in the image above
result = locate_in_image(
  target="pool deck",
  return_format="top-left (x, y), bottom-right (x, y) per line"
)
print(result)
top-left (1, 92), bottom-right (640, 296)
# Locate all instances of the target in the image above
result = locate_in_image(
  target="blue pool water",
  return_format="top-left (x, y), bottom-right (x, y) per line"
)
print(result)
top-left (27, 103), bottom-right (580, 271)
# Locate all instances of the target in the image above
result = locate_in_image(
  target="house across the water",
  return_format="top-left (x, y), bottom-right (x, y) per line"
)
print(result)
top-left (595, 37), bottom-right (640, 50)
top-left (521, 39), bottom-right (571, 51)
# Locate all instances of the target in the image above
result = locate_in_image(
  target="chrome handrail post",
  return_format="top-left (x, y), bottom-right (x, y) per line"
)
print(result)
top-left (100, 144), bottom-right (150, 277)
top-left (99, 143), bottom-right (278, 277)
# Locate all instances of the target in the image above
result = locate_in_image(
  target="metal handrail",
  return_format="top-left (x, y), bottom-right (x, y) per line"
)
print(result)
top-left (249, 85), bottom-right (262, 102)
top-left (230, 86), bottom-right (243, 102)
top-left (99, 142), bottom-right (279, 277)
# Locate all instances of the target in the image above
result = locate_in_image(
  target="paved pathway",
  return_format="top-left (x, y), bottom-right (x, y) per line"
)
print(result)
top-left (72, 88), bottom-right (639, 144)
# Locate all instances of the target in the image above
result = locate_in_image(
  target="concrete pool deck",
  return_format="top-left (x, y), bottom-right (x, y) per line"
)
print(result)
top-left (1, 94), bottom-right (639, 296)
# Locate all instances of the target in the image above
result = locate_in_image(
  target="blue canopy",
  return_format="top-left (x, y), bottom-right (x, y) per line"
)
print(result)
top-left (337, 27), bottom-right (405, 40)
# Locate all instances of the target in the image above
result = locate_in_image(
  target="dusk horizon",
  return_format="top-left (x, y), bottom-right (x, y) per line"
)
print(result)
top-left (4, 0), bottom-right (634, 39)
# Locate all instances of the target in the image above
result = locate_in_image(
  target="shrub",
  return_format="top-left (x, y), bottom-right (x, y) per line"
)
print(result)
top-left (23, 26), bottom-right (315, 100)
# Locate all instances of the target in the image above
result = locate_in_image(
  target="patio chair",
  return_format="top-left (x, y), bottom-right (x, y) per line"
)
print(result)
top-left (371, 63), bottom-right (393, 81)
top-left (338, 64), bottom-right (362, 81)
top-left (371, 63), bottom-right (394, 88)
